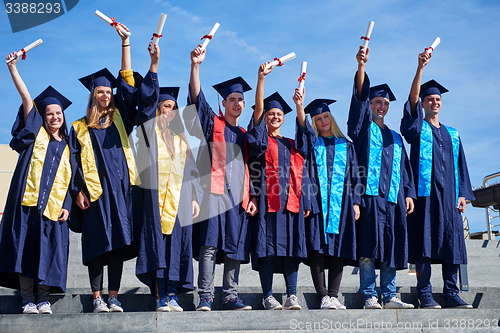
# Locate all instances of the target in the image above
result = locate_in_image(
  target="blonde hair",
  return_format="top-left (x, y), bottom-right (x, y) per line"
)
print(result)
top-left (311, 112), bottom-right (346, 139)
top-left (85, 87), bottom-right (116, 128)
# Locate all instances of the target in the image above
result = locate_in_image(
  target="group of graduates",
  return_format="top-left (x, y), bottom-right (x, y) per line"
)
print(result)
top-left (0, 21), bottom-right (475, 315)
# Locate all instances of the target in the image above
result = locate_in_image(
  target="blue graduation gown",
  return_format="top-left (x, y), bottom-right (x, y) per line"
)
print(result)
top-left (400, 101), bottom-right (474, 264)
top-left (245, 118), bottom-right (311, 271)
top-left (182, 87), bottom-right (251, 263)
top-left (0, 107), bottom-right (71, 293)
top-left (132, 71), bottom-right (202, 294)
top-left (347, 72), bottom-right (415, 270)
top-left (297, 120), bottom-right (361, 264)
top-left (69, 73), bottom-right (137, 265)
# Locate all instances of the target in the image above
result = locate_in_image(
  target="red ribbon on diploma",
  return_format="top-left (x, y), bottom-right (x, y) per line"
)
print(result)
top-left (109, 17), bottom-right (119, 29)
top-left (21, 49), bottom-right (27, 60)
top-left (274, 58), bottom-right (283, 66)
top-left (151, 33), bottom-right (163, 40)
top-left (425, 47), bottom-right (433, 52)
top-left (298, 72), bottom-right (306, 83)
top-left (360, 36), bottom-right (370, 41)
top-left (201, 35), bottom-right (213, 40)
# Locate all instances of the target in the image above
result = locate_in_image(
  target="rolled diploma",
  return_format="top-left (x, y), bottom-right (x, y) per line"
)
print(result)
top-left (150, 13), bottom-right (167, 54)
top-left (94, 10), bottom-right (131, 37)
top-left (298, 61), bottom-right (307, 92)
top-left (266, 52), bottom-right (296, 69)
top-left (6, 39), bottom-right (43, 63)
top-left (200, 22), bottom-right (220, 51)
top-left (426, 37), bottom-right (441, 53)
top-left (362, 21), bottom-right (375, 48)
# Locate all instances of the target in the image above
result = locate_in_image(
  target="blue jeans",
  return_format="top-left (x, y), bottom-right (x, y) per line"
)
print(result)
top-left (415, 256), bottom-right (459, 296)
top-left (359, 257), bottom-right (396, 303)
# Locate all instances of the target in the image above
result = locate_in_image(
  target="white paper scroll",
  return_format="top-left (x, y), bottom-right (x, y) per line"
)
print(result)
top-left (265, 52), bottom-right (296, 70)
top-left (200, 22), bottom-right (220, 51)
top-left (150, 13), bottom-right (167, 54)
top-left (426, 37), bottom-right (441, 53)
top-left (361, 21), bottom-right (375, 48)
top-left (6, 39), bottom-right (43, 63)
top-left (94, 10), bottom-right (131, 37)
top-left (298, 61), bottom-right (307, 92)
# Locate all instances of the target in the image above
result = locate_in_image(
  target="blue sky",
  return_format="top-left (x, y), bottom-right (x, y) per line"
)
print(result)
top-left (1, 0), bottom-right (499, 234)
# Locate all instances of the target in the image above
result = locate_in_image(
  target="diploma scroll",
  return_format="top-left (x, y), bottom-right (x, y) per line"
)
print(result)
top-left (298, 61), bottom-right (307, 92)
top-left (200, 22), bottom-right (220, 51)
top-left (265, 52), bottom-right (296, 70)
top-left (150, 13), bottom-right (167, 54)
top-left (425, 37), bottom-right (441, 53)
top-left (6, 39), bottom-right (43, 63)
top-left (94, 10), bottom-right (131, 37)
top-left (360, 21), bottom-right (375, 48)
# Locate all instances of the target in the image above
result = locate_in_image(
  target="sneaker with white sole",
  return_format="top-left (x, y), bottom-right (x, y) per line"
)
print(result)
top-left (284, 295), bottom-right (302, 310)
top-left (330, 297), bottom-right (347, 310)
top-left (320, 295), bottom-right (335, 309)
top-left (263, 295), bottom-right (283, 310)
top-left (22, 302), bottom-right (38, 314)
top-left (364, 296), bottom-right (382, 309)
top-left (93, 297), bottom-right (109, 313)
top-left (156, 297), bottom-right (170, 312)
top-left (107, 296), bottom-right (123, 312)
top-left (37, 301), bottom-right (52, 314)
top-left (167, 295), bottom-right (183, 312)
top-left (383, 296), bottom-right (414, 309)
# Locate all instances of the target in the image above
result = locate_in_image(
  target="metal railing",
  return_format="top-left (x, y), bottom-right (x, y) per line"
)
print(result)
top-left (481, 172), bottom-right (500, 240)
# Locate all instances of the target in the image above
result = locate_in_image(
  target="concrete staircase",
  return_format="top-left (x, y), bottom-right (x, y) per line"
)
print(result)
top-left (1, 234), bottom-right (499, 332)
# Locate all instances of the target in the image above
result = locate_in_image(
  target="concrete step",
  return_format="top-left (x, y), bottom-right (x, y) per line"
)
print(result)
top-left (1, 308), bottom-right (499, 333)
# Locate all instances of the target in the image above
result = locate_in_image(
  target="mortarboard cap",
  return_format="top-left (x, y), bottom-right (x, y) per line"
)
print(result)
top-left (78, 68), bottom-right (117, 92)
top-left (33, 85), bottom-right (72, 114)
top-left (159, 87), bottom-right (180, 103)
top-left (212, 76), bottom-right (251, 100)
top-left (262, 91), bottom-right (292, 115)
top-left (304, 99), bottom-right (336, 118)
top-left (369, 83), bottom-right (396, 102)
top-left (420, 79), bottom-right (448, 100)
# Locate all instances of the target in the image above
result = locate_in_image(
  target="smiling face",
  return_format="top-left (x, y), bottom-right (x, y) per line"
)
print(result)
top-left (313, 112), bottom-right (332, 136)
top-left (95, 86), bottom-right (113, 111)
top-left (265, 108), bottom-right (284, 131)
top-left (222, 92), bottom-right (245, 120)
top-left (158, 99), bottom-right (177, 123)
top-left (421, 94), bottom-right (442, 117)
top-left (370, 96), bottom-right (390, 120)
top-left (44, 104), bottom-right (64, 133)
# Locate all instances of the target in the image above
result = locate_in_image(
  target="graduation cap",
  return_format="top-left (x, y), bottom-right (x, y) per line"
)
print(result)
top-left (33, 85), bottom-right (72, 114)
top-left (369, 83), bottom-right (396, 101)
top-left (212, 76), bottom-right (252, 100)
top-left (78, 68), bottom-right (117, 92)
top-left (304, 99), bottom-right (336, 118)
top-left (159, 87), bottom-right (180, 103)
top-left (420, 79), bottom-right (448, 100)
top-left (262, 91), bottom-right (292, 115)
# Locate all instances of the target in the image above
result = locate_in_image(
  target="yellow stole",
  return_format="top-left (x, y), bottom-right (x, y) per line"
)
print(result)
top-left (22, 127), bottom-right (71, 221)
top-left (156, 125), bottom-right (187, 235)
top-left (72, 109), bottom-right (140, 202)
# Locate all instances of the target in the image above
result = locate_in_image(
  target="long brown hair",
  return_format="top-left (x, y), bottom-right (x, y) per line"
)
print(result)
top-left (86, 87), bottom-right (116, 128)
top-left (156, 100), bottom-right (191, 161)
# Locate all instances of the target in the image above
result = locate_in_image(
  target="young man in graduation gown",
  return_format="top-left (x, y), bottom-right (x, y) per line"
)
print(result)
top-left (400, 50), bottom-right (474, 309)
top-left (183, 45), bottom-right (258, 311)
top-left (347, 46), bottom-right (415, 309)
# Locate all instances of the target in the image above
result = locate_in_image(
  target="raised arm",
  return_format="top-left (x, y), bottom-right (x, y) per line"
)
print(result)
top-left (355, 46), bottom-right (369, 100)
top-left (293, 88), bottom-right (306, 127)
top-left (6, 53), bottom-right (32, 122)
top-left (189, 45), bottom-right (205, 104)
top-left (118, 23), bottom-right (131, 71)
top-left (253, 62), bottom-right (273, 126)
top-left (409, 51), bottom-right (431, 114)
top-left (148, 43), bottom-right (160, 74)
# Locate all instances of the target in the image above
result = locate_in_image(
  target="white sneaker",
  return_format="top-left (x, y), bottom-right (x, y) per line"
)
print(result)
top-left (107, 296), bottom-right (124, 312)
top-left (263, 295), bottom-right (283, 310)
top-left (284, 295), bottom-right (302, 310)
top-left (320, 295), bottom-right (335, 309)
top-left (93, 297), bottom-right (109, 313)
top-left (22, 302), bottom-right (38, 314)
top-left (383, 296), bottom-right (414, 309)
top-left (364, 296), bottom-right (382, 309)
top-left (36, 301), bottom-right (52, 314)
top-left (167, 295), bottom-right (183, 312)
top-left (330, 297), bottom-right (347, 310)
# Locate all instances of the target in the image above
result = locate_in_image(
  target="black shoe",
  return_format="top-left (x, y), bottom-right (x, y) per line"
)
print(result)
top-left (443, 294), bottom-right (472, 309)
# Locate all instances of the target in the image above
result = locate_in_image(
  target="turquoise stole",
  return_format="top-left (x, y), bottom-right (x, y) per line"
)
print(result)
top-left (418, 121), bottom-right (460, 204)
top-left (314, 136), bottom-right (347, 242)
top-left (366, 122), bottom-right (402, 203)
